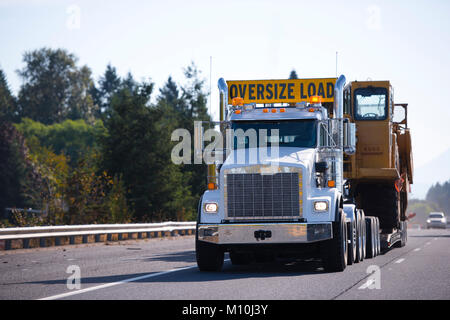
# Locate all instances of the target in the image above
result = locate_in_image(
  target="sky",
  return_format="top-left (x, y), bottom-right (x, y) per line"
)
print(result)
top-left (1, 0), bottom-right (450, 196)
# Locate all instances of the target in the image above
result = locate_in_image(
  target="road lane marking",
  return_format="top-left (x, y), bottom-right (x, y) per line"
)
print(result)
top-left (358, 279), bottom-right (375, 290)
top-left (38, 259), bottom-right (231, 300)
top-left (413, 248), bottom-right (421, 252)
top-left (39, 265), bottom-right (197, 300)
top-left (395, 258), bottom-right (405, 264)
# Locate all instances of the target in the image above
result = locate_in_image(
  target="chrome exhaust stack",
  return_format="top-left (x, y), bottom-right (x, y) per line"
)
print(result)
top-left (218, 78), bottom-right (228, 122)
top-left (333, 74), bottom-right (346, 121)
top-left (333, 75), bottom-right (346, 194)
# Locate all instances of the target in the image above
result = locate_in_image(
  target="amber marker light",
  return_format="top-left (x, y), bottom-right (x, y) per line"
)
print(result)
top-left (235, 110), bottom-right (241, 114)
top-left (280, 108), bottom-right (286, 113)
top-left (271, 109), bottom-right (277, 113)
top-left (208, 182), bottom-right (217, 190)
top-left (327, 180), bottom-right (336, 188)
top-left (309, 95), bottom-right (322, 104)
top-left (263, 108), bottom-right (269, 113)
top-left (232, 97), bottom-right (244, 106)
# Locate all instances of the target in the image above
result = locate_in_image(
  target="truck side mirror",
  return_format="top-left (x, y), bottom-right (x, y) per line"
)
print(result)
top-left (343, 121), bottom-right (356, 155)
top-left (315, 161), bottom-right (329, 173)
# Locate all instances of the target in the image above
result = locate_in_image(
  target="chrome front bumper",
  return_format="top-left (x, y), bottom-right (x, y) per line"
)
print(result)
top-left (197, 222), bottom-right (333, 245)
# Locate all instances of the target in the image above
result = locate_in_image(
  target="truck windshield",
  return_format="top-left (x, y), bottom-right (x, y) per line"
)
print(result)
top-left (354, 87), bottom-right (388, 120)
top-left (231, 120), bottom-right (317, 149)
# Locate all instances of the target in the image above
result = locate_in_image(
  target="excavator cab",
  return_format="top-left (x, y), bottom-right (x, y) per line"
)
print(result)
top-left (343, 80), bottom-right (413, 232)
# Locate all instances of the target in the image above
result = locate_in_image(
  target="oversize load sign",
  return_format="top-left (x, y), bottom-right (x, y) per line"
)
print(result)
top-left (227, 78), bottom-right (337, 104)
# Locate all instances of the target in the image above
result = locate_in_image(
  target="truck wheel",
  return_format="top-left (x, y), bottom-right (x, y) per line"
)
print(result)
top-left (196, 239), bottom-right (224, 271)
top-left (373, 217), bottom-right (379, 257)
top-left (374, 218), bottom-right (380, 256)
top-left (322, 208), bottom-right (348, 272)
top-left (347, 220), bottom-right (357, 265)
top-left (365, 217), bottom-right (376, 258)
top-left (355, 210), bottom-right (363, 263)
top-left (396, 221), bottom-right (407, 248)
top-left (229, 251), bottom-right (251, 265)
top-left (360, 210), bottom-right (366, 260)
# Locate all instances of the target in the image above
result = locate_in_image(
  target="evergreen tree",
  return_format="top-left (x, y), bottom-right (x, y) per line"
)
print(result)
top-left (100, 78), bottom-right (193, 221)
top-left (289, 69), bottom-right (298, 79)
top-left (0, 69), bottom-right (17, 122)
top-left (95, 64), bottom-right (122, 118)
top-left (426, 181), bottom-right (450, 215)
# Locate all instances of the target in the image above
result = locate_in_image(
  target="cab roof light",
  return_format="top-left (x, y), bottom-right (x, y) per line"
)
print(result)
top-left (271, 109), bottom-right (277, 113)
top-left (280, 108), bottom-right (286, 113)
top-left (235, 109), bottom-right (241, 114)
top-left (309, 95), bottom-right (323, 105)
top-left (232, 97), bottom-right (244, 107)
top-left (263, 108), bottom-right (269, 113)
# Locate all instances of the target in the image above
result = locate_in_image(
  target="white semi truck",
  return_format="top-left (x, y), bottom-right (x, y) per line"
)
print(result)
top-left (195, 75), bottom-right (402, 272)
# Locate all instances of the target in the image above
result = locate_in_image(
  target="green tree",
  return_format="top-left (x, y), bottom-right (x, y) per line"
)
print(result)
top-left (0, 122), bottom-right (42, 215)
top-left (15, 118), bottom-right (107, 167)
top-left (179, 63), bottom-right (212, 200)
top-left (289, 69), bottom-right (298, 79)
top-left (92, 63), bottom-right (122, 118)
top-left (426, 181), bottom-right (450, 215)
top-left (101, 77), bottom-right (194, 221)
top-left (17, 47), bottom-right (97, 124)
top-left (0, 69), bottom-right (17, 122)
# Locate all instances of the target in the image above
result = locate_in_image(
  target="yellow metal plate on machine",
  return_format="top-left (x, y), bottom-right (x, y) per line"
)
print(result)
top-left (227, 78), bottom-right (337, 104)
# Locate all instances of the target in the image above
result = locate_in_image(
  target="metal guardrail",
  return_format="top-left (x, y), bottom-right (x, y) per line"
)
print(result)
top-left (0, 222), bottom-right (197, 251)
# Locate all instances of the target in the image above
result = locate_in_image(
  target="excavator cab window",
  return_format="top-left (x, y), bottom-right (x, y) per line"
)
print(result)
top-left (354, 87), bottom-right (388, 121)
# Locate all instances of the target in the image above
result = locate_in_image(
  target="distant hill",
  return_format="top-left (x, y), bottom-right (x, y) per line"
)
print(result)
top-left (410, 148), bottom-right (450, 199)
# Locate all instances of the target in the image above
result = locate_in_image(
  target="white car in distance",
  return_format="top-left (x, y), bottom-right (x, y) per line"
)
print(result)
top-left (426, 212), bottom-right (447, 229)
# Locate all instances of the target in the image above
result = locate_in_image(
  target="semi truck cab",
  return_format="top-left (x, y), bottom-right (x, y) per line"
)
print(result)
top-left (195, 76), bottom-right (370, 272)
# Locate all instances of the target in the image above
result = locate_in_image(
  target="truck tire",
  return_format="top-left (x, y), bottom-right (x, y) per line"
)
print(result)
top-left (322, 208), bottom-right (348, 272)
top-left (365, 217), bottom-right (376, 258)
top-left (195, 196), bottom-right (224, 271)
top-left (355, 210), bottom-right (363, 263)
top-left (347, 220), bottom-right (357, 265)
top-left (196, 239), bottom-right (224, 271)
top-left (377, 218), bottom-right (381, 254)
top-left (395, 221), bottom-right (407, 248)
top-left (360, 210), bottom-right (366, 260)
top-left (374, 218), bottom-right (380, 256)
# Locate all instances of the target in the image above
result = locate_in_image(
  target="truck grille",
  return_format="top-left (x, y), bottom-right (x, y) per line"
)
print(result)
top-left (226, 172), bottom-right (302, 220)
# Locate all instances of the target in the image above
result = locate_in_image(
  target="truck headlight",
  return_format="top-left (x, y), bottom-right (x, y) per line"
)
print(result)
top-left (314, 201), bottom-right (329, 212)
top-left (204, 202), bottom-right (219, 213)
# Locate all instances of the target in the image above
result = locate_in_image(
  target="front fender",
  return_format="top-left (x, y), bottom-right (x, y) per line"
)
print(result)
top-left (199, 190), bottom-right (222, 224)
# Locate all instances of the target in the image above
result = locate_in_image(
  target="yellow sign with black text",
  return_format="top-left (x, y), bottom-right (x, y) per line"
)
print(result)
top-left (227, 78), bottom-right (337, 104)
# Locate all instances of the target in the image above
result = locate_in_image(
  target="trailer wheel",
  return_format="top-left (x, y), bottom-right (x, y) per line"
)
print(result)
top-left (360, 210), bottom-right (366, 260)
top-left (355, 210), bottom-right (363, 263)
top-left (377, 218), bottom-right (381, 255)
top-left (347, 220), bottom-right (357, 265)
top-left (196, 239), bottom-right (224, 271)
top-left (365, 217), bottom-right (376, 258)
top-left (374, 218), bottom-right (380, 256)
top-left (322, 208), bottom-right (348, 272)
top-left (395, 221), bottom-right (407, 248)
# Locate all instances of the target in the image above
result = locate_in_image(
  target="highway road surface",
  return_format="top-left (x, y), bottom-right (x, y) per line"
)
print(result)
top-left (0, 228), bottom-right (449, 300)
